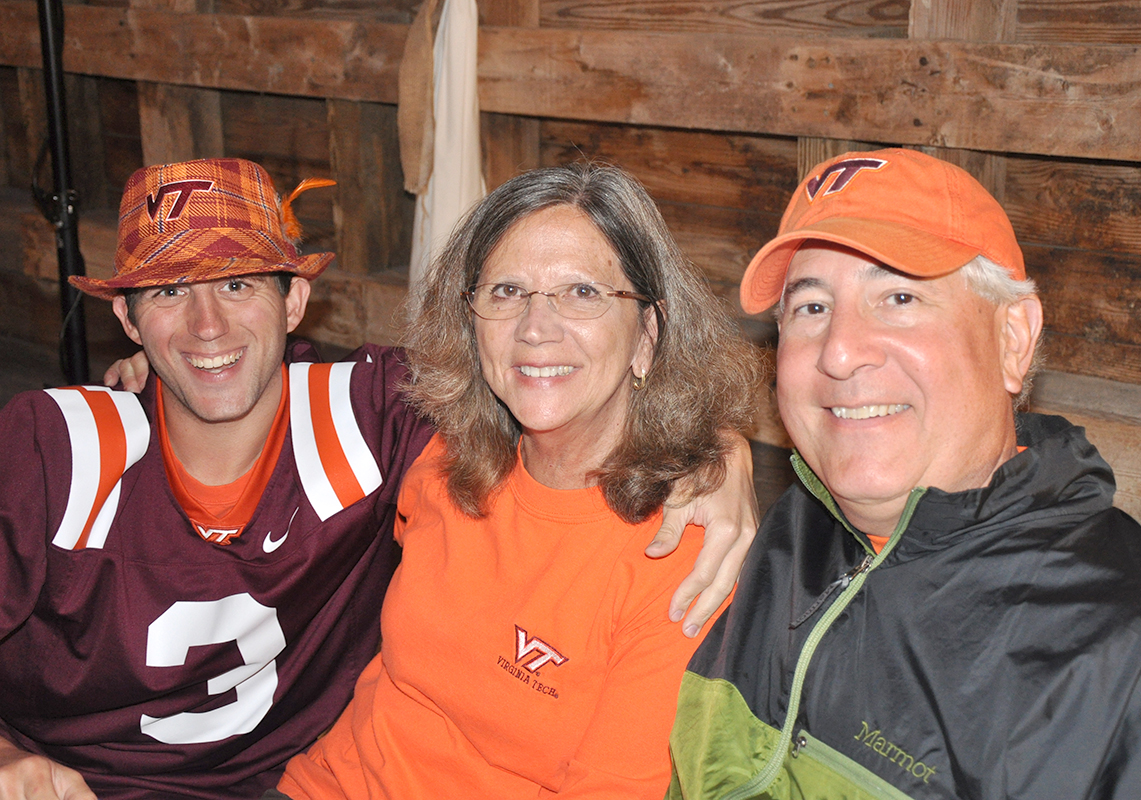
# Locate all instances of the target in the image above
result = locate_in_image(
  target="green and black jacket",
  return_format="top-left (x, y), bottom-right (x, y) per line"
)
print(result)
top-left (669, 414), bottom-right (1141, 799)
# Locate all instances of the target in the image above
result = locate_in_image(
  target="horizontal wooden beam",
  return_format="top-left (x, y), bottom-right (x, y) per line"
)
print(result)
top-left (0, 3), bottom-right (407, 102)
top-left (1032, 369), bottom-right (1141, 425)
top-left (480, 28), bottom-right (1141, 162)
top-left (0, 2), bottom-right (1137, 161)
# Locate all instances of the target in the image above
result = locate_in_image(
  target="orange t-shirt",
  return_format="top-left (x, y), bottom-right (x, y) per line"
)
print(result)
top-left (157, 366), bottom-right (289, 544)
top-left (280, 434), bottom-right (727, 799)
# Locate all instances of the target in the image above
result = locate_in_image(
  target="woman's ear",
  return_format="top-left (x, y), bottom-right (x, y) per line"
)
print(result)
top-left (632, 303), bottom-right (661, 378)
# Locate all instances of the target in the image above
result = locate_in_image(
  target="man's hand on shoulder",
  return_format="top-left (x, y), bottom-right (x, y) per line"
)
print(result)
top-left (0, 737), bottom-right (96, 800)
top-left (648, 432), bottom-right (759, 638)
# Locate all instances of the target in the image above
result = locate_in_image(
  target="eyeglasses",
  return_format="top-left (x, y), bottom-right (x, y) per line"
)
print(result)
top-left (464, 282), bottom-right (652, 320)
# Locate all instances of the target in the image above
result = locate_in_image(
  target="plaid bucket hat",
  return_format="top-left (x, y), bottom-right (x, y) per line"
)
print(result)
top-left (71, 158), bottom-right (336, 300)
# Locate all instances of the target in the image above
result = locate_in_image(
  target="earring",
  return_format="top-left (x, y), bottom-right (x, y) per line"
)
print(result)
top-left (632, 369), bottom-right (647, 391)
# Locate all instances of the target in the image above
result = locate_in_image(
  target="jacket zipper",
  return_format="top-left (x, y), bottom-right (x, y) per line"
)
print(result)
top-left (724, 486), bottom-right (926, 800)
top-left (789, 555), bottom-right (873, 630)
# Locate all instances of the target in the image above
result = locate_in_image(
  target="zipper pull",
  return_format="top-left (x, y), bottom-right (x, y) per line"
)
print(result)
top-left (842, 554), bottom-right (874, 587)
top-left (789, 554), bottom-right (874, 630)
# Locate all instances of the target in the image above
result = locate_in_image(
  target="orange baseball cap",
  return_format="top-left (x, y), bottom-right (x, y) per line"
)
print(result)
top-left (739, 148), bottom-right (1025, 313)
top-left (71, 158), bottom-right (336, 300)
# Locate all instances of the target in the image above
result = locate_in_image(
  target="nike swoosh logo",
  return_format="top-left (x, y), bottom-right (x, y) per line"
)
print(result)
top-left (263, 507), bottom-right (300, 553)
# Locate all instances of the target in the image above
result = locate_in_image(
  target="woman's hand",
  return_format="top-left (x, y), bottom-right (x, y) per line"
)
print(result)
top-left (646, 432), bottom-right (758, 637)
top-left (103, 350), bottom-right (151, 392)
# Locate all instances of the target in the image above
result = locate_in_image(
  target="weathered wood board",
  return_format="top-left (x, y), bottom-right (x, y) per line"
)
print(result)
top-left (1030, 370), bottom-right (1141, 519)
top-left (479, 27), bottom-right (1141, 161)
top-left (1017, 0), bottom-right (1141, 44)
top-left (539, 0), bottom-right (909, 37)
top-left (0, 3), bottom-right (1138, 160)
top-left (1005, 157), bottom-right (1141, 255)
top-left (541, 120), bottom-right (798, 211)
top-left (327, 98), bottom-right (414, 276)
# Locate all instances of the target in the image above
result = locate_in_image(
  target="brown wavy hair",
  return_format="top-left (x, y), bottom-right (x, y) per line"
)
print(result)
top-left (403, 163), bottom-right (762, 523)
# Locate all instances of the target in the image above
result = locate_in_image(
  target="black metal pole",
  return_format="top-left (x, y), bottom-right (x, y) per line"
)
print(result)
top-left (36, 0), bottom-right (89, 385)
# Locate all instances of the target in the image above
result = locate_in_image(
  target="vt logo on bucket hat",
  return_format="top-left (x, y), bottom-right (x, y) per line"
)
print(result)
top-left (146, 180), bottom-right (215, 222)
top-left (72, 158), bottom-right (336, 300)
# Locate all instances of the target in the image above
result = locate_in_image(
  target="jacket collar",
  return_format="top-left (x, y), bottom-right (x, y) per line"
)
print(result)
top-left (791, 413), bottom-right (1116, 558)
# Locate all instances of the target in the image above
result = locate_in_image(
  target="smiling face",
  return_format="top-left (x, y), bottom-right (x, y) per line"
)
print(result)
top-left (113, 274), bottom-right (309, 429)
top-left (776, 243), bottom-right (1033, 536)
top-left (473, 205), bottom-right (656, 475)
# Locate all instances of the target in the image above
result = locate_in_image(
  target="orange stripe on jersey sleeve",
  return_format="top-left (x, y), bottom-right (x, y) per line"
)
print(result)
top-left (307, 364), bottom-right (366, 508)
top-left (76, 388), bottom-right (129, 550)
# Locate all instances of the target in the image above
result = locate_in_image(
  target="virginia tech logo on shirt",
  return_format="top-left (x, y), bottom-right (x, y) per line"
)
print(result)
top-left (514, 626), bottom-right (568, 672)
top-left (494, 625), bottom-right (568, 699)
top-left (193, 522), bottom-right (243, 546)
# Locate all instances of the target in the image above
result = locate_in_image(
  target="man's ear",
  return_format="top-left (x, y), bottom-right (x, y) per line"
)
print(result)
top-left (112, 296), bottom-right (144, 346)
top-left (284, 278), bottom-right (311, 334)
top-left (1000, 294), bottom-right (1044, 396)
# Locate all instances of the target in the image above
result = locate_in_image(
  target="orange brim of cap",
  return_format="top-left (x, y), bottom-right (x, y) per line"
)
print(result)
top-left (739, 217), bottom-right (981, 314)
top-left (69, 251), bottom-right (334, 301)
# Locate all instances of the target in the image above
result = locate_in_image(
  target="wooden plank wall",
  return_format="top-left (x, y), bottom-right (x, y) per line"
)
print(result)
top-left (0, 0), bottom-right (1137, 515)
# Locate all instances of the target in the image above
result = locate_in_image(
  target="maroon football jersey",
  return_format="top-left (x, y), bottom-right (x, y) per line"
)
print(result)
top-left (0, 344), bottom-right (433, 799)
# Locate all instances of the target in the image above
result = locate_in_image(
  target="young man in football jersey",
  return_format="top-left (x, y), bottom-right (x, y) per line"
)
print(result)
top-left (0, 158), bottom-right (757, 799)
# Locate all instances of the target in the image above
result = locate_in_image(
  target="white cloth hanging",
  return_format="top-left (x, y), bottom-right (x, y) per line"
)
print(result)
top-left (406, 0), bottom-right (485, 285)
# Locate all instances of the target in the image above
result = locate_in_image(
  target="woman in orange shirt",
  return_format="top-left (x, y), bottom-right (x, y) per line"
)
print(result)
top-left (278, 163), bottom-right (761, 799)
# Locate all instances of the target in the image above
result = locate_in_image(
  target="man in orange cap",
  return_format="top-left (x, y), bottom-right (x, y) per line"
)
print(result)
top-left (668, 148), bottom-right (1141, 799)
top-left (0, 158), bottom-right (756, 799)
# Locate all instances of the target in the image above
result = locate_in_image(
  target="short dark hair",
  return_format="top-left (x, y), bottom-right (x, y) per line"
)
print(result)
top-left (122, 271), bottom-right (294, 323)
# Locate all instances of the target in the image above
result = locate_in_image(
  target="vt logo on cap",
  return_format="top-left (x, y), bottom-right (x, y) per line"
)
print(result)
top-left (738, 148), bottom-right (1026, 314)
top-left (805, 158), bottom-right (887, 201)
top-left (146, 180), bottom-right (214, 222)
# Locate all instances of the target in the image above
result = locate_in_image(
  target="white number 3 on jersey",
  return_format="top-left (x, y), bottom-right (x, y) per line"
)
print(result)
top-left (140, 593), bottom-right (287, 744)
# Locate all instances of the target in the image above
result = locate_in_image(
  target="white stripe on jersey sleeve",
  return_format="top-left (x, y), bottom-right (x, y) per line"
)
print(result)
top-left (44, 387), bottom-right (150, 550)
top-left (290, 363), bottom-right (342, 521)
top-left (110, 389), bottom-right (151, 465)
top-left (45, 388), bottom-right (101, 549)
top-left (327, 361), bottom-right (382, 497)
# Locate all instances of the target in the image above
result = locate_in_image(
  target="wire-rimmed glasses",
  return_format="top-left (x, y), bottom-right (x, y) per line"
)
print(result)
top-left (464, 282), bottom-right (652, 320)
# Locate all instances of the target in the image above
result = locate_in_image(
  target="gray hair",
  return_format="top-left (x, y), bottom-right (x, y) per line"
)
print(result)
top-left (959, 254), bottom-right (1038, 304)
top-left (960, 255), bottom-right (1042, 408)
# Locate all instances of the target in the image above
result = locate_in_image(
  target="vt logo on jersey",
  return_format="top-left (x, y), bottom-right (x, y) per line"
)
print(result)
top-left (804, 158), bottom-right (887, 202)
top-left (147, 180), bottom-right (214, 222)
top-left (514, 625), bottom-right (568, 672)
top-left (193, 522), bottom-right (243, 546)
